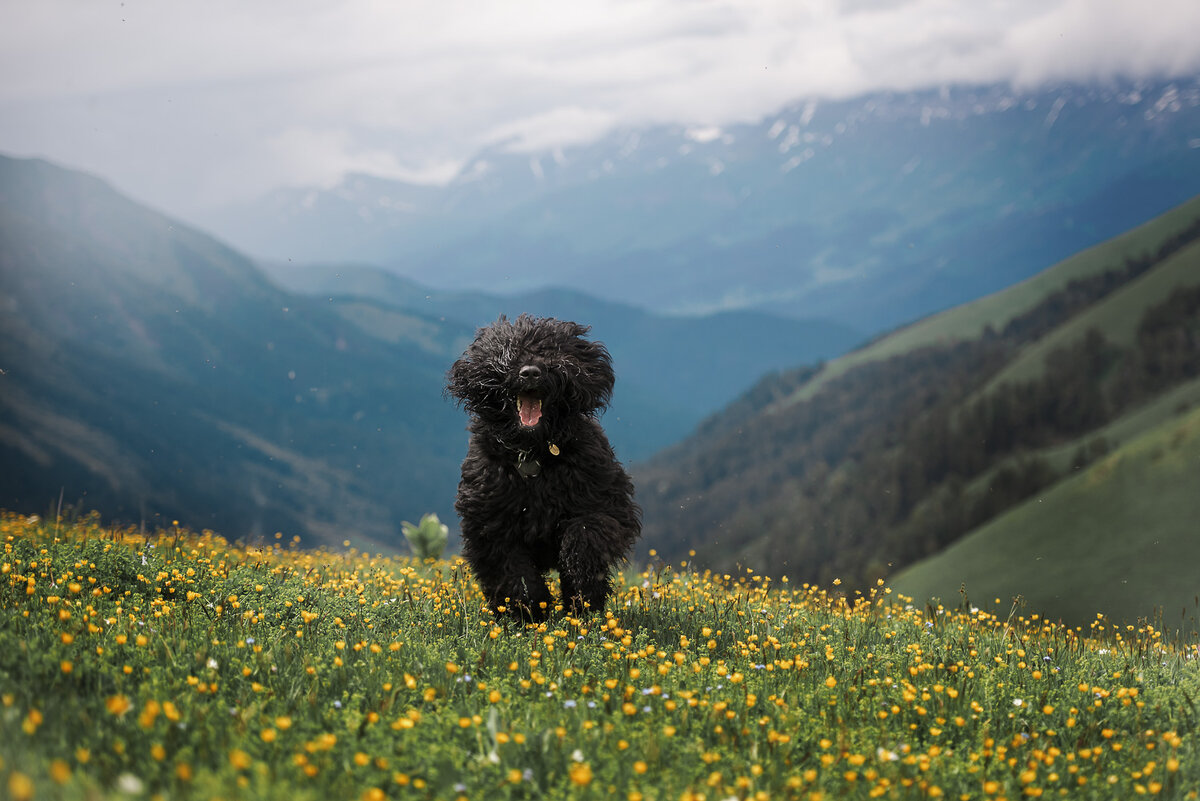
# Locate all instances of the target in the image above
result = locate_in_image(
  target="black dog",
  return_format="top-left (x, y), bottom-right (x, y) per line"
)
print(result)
top-left (447, 314), bottom-right (641, 620)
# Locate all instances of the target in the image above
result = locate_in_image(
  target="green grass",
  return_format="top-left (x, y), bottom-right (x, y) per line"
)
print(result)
top-left (892, 404), bottom-right (1200, 633)
top-left (943, 375), bottom-right (1200, 542)
top-left (3, 514), bottom-right (1199, 800)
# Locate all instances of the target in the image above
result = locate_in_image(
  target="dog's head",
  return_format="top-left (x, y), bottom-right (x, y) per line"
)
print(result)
top-left (447, 315), bottom-right (614, 438)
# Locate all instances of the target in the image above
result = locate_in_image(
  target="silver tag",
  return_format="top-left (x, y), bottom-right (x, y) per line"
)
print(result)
top-left (516, 454), bottom-right (541, 477)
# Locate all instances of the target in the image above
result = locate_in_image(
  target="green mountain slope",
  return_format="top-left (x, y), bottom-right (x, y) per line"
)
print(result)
top-left (982, 237), bottom-right (1200, 389)
top-left (637, 193), bottom-right (1200, 625)
top-left (890, 401), bottom-right (1200, 629)
top-left (785, 194), bottom-right (1200, 405)
top-left (0, 155), bottom-right (465, 547)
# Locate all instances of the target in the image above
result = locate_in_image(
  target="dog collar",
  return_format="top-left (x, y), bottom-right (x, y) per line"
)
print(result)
top-left (512, 442), bottom-right (562, 478)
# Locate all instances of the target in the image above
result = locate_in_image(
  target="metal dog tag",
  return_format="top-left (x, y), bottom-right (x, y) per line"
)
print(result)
top-left (516, 452), bottom-right (541, 477)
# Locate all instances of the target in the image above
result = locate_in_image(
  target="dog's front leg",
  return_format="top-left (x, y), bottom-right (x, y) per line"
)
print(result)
top-left (471, 547), bottom-right (553, 621)
top-left (558, 515), bottom-right (622, 615)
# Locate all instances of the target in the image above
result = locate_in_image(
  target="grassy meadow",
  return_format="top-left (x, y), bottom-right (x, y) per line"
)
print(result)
top-left (2, 512), bottom-right (1199, 800)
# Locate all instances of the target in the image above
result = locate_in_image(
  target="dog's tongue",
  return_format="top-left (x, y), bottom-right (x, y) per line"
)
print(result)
top-left (518, 395), bottom-right (543, 428)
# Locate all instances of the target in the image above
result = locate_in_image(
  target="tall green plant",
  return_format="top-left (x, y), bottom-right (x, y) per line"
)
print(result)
top-left (401, 513), bottom-right (448, 560)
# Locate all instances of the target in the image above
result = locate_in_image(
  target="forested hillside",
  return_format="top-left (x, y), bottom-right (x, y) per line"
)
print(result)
top-left (637, 196), bottom-right (1200, 591)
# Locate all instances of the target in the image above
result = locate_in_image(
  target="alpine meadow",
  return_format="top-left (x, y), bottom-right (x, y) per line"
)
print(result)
top-left (2, 513), bottom-right (1198, 800)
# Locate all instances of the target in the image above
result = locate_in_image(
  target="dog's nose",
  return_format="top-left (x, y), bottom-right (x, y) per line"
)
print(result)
top-left (519, 364), bottom-right (542, 380)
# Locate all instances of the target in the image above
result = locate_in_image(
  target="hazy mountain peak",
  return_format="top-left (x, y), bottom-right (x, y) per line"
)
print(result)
top-left (197, 78), bottom-right (1200, 335)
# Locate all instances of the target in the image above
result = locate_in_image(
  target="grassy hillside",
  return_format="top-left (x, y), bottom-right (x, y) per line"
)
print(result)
top-left (2, 513), bottom-right (1198, 800)
top-left (638, 193), bottom-right (1200, 621)
top-left (785, 194), bottom-right (1200, 406)
top-left (982, 238), bottom-right (1200, 389)
top-left (891, 403), bottom-right (1200, 629)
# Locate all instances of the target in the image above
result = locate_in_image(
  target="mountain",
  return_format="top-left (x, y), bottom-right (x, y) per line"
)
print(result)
top-left (200, 79), bottom-right (1200, 334)
top-left (0, 155), bottom-right (467, 548)
top-left (260, 261), bottom-right (862, 461)
top-left (634, 194), bottom-right (1200, 625)
top-left (0, 154), bottom-right (859, 546)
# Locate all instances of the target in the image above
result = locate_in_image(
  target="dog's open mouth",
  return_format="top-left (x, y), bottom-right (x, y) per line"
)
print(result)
top-left (517, 394), bottom-right (543, 428)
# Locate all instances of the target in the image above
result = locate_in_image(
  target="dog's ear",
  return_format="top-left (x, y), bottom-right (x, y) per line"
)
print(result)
top-left (446, 354), bottom-right (470, 404)
top-left (567, 334), bottom-right (615, 413)
top-left (447, 319), bottom-right (507, 407)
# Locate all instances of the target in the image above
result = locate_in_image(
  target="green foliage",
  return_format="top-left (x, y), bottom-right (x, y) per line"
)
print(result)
top-left (401, 513), bottom-right (449, 561)
top-left (2, 513), bottom-right (1199, 800)
top-left (640, 200), bottom-right (1200, 610)
top-left (892, 404), bottom-right (1200, 632)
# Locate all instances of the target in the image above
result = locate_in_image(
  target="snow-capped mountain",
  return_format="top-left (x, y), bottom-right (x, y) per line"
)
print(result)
top-left (200, 78), bottom-right (1200, 333)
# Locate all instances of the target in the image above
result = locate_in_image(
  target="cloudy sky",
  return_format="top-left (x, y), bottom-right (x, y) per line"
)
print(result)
top-left (3, 0), bottom-right (1200, 218)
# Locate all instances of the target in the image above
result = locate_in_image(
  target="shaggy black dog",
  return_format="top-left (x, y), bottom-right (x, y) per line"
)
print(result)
top-left (447, 314), bottom-right (641, 620)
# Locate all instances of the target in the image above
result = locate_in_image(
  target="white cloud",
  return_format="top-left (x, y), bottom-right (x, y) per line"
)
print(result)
top-left (1005, 0), bottom-right (1200, 87)
top-left (1, 0), bottom-right (1198, 215)
top-left (265, 128), bottom-right (464, 189)
top-left (482, 107), bottom-right (619, 153)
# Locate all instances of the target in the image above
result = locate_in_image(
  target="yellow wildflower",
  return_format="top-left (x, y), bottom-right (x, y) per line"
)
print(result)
top-left (569, 762), bottom-right (594, 786)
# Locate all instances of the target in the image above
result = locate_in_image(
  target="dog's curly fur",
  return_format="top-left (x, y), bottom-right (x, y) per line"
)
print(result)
top-left (447, 314), bottom-right (641, 620)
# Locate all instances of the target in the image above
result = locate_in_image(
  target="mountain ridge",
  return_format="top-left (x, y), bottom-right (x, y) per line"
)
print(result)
top-left (1, 155), bottom-right (464, 548)
top-left (258, 259), bottom-right (863, 461)
top-left (199, 78), bottom-right (1200, 333)
top-left (0, 154), bottom-right (860, 546)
